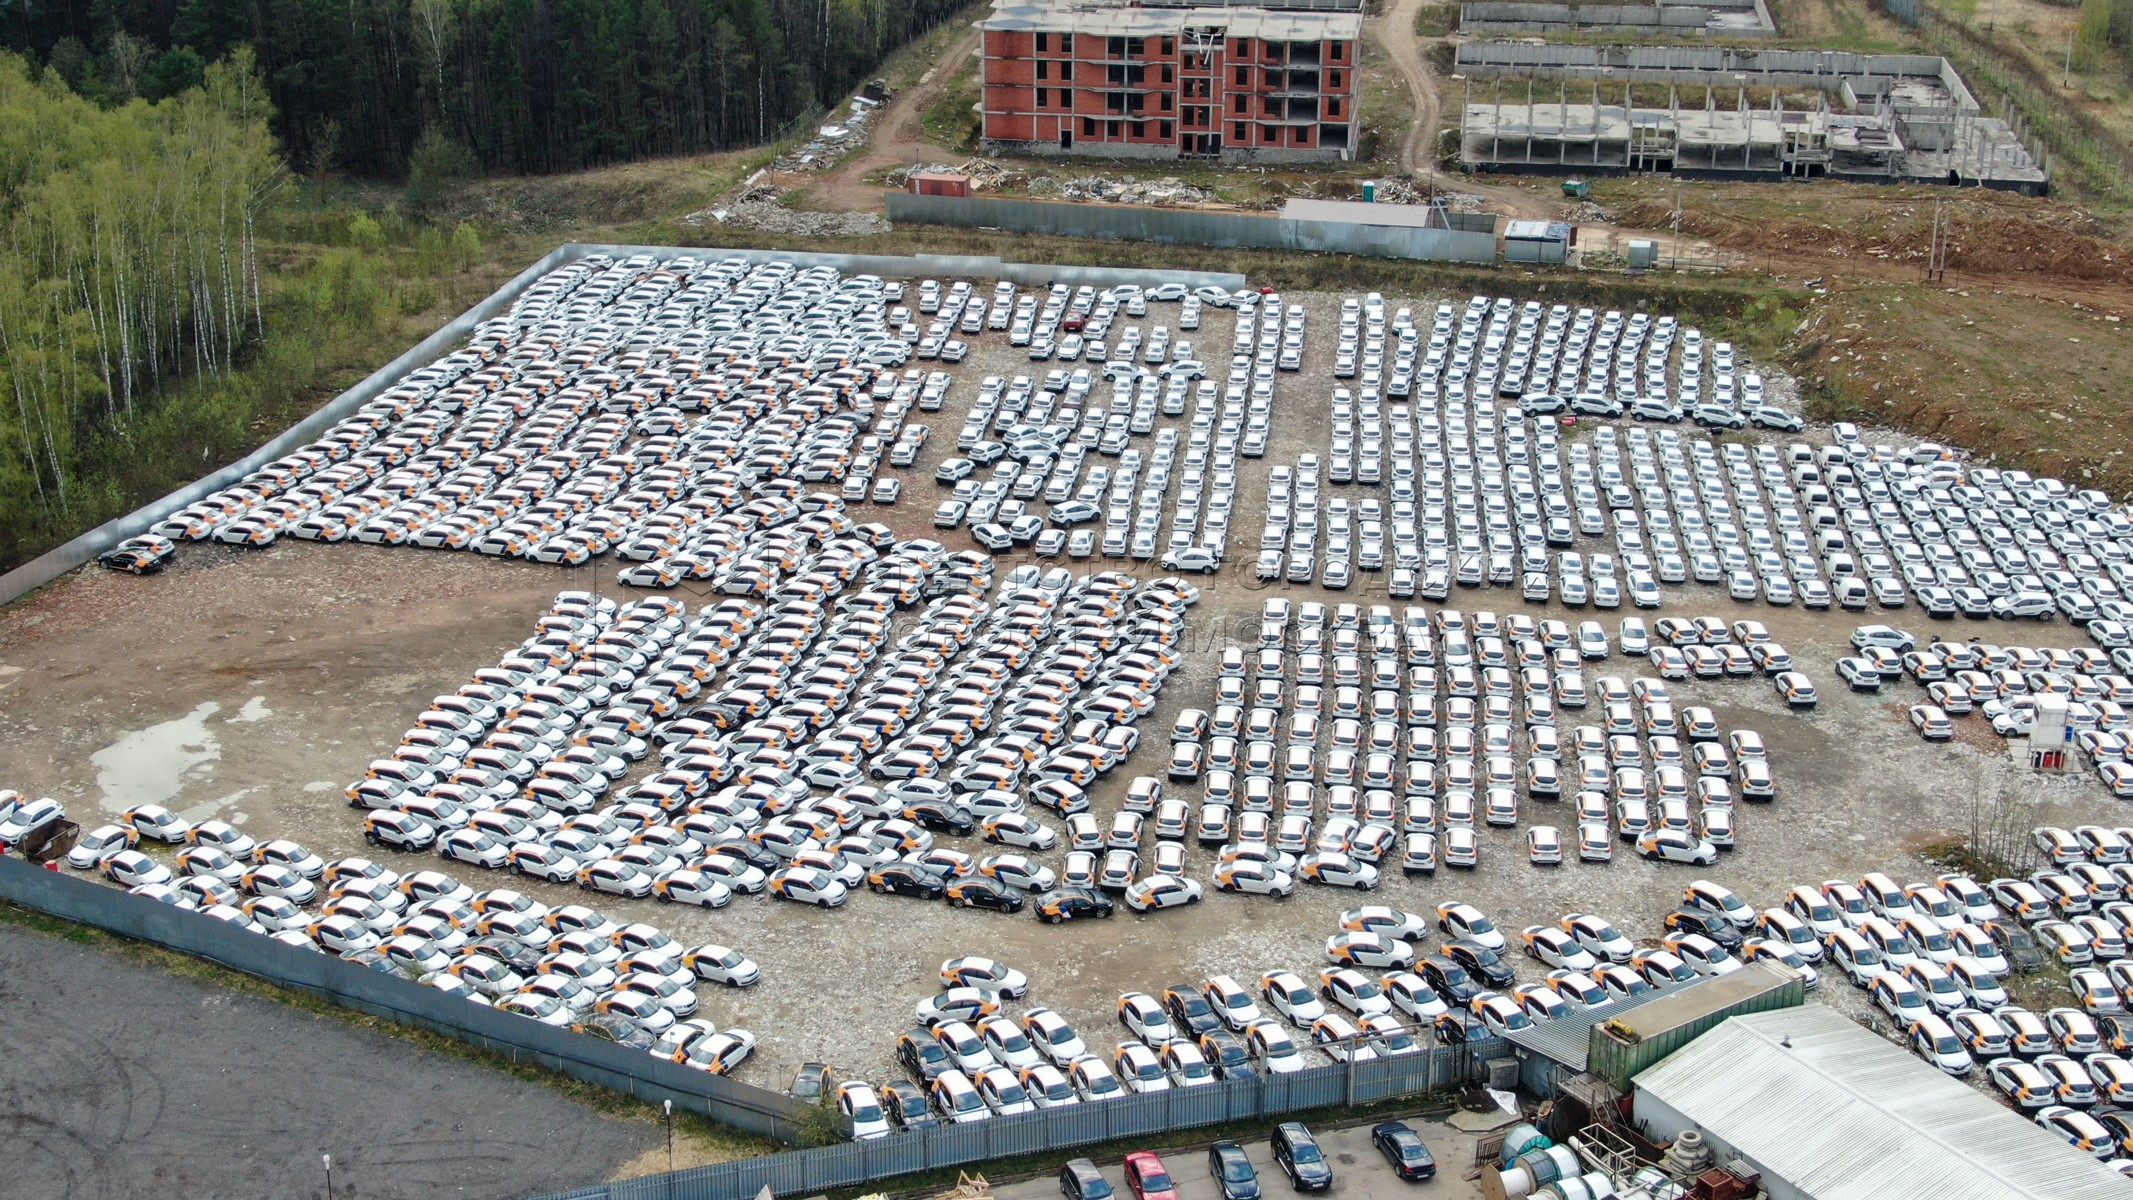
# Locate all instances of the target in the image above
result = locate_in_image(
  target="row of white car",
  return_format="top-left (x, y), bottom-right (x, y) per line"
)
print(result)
top-left (342, 558), bottom-right (1211, 930)
top-left (1162, 599), bottom-right (1775, 887)
top-left (53, 790), bottom-right (767, 1067)
top-left (1296, 294), bottom-right (2133, 636)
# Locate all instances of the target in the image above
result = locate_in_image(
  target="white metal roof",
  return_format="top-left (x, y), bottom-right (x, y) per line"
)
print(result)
top-left (1636, 1006), bottom-right (2130, 1200)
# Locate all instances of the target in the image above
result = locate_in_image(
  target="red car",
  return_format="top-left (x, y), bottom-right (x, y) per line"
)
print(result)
top-left (1123, 1151), bottom-right (1179, 1200)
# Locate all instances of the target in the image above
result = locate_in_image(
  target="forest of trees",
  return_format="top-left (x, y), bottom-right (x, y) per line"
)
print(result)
top-left (0, 48), bottom-right (282, 538)
top-left (4, 0), bottom-right (968, 178)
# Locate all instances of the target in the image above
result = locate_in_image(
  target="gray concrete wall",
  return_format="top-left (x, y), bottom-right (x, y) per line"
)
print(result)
top-left (1456, 45), bottom-right (1965, 99)
top-left (887, 192), bottom-right (1500, 263)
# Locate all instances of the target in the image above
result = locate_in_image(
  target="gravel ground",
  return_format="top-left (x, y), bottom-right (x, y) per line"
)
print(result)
top-left (0, 921), bottom-right (659, 1200)
top-left (0, 281), bottom-right (2122, 1108)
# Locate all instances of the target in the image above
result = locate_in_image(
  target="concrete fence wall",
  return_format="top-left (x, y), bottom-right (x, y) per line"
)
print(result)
top-left (0, 856), bottom-right (806, 1138)
top-left (1456, 43), bottom-right (1960, 86)
top-left (1461, 4), bottom-right (1715, 30)
top-left (886, 193), bottom-right (1500, 265)
top-left (0, 245), bottom-right (1246, 611)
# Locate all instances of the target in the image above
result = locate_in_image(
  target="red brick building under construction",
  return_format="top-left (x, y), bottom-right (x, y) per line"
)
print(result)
top-left (979, 0), bottom-right (1364, 163)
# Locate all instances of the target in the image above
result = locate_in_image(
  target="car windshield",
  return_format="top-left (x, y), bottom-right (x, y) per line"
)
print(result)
top-left (1141, 1172), bottom-right (1173, 1192)
top-left (1219, 1156), bottom-right (1253, 1182)
top-left (1290, 1142), bottom-right (1323, 1164)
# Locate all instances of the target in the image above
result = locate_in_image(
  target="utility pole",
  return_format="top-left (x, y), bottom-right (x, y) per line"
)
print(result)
top-left (322, 1154), bottom-right (334, 1199)
top-left (1672, 182), bottom-right (1683, 271)
top-left (2065, 31), bottom-right (2074, 87)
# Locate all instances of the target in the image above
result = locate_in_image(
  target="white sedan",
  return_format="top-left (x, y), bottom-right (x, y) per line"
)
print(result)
top-left (1124, 874), bottom-right (1203, 912)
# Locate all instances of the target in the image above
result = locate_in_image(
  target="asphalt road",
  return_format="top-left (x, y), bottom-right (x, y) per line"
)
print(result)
top-left (0, 921), bottom-right (660, 1200)
top-left (987, 1111), bottom-right (1491, 1200)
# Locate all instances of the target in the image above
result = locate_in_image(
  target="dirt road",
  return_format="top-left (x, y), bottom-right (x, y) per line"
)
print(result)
top-left (804, 25), bottom-right (982, 213)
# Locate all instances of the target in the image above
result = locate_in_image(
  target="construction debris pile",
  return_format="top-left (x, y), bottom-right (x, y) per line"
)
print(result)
top-left (1360, 178), bottom-right (1488, 213)
top-left (885, 160), bottom-right (1017, 191)
top-left (1561, 199), bottom-right (1615, 224)
top-left (682, 186), bottom-right (890, 237)
top-left (1032, 175), bottom-right (1220, 207)
top-left (769, 96), bottom-right (881, 172)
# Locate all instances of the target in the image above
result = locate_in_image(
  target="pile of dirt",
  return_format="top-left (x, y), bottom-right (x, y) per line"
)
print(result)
top-left (1615, 188), bottom-right (2133, 287)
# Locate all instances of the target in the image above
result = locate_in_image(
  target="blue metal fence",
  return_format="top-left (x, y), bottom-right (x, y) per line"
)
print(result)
top-left (522, 1039), bottom-right (1496, 1200)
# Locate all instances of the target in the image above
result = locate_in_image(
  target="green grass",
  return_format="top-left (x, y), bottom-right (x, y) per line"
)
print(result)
top-left (921, 58), bottom-right (984, 152)
top-left (1415, 3), bottom-right (1459, 36)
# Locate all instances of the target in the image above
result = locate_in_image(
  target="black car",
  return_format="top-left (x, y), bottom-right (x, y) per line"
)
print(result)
top-left (1433, 1010), bottom-right (1488, 1044)
top-left (896, 1027), bottom-right (953, 1082)
top-left (1440, 940), bottom-right (1517, 989)
top-left (1983, 919), bottom-right (2047, 973)
top-left (944, 877), bottom-right (1025, 913)
top-left (902, 800), bottom-right (976, 837)
top-left (576, 1013), bottom-right (656, 1050)
top-left (1164, 986), bottom-right (1224, 1037)
top-left (704, 838), bottom-right (782, 873)
top-left (1417, 957), bottom-right (1482, 1007)
top-left (470, 935), bottom-right (542, 974)
top-left (1663, 908), bottom-right (1745, 953)
top-left (1371, 1122), bottom-right (1437, 1180)
top-left (1199, 1030), bottom-right (1253, 1080)
top-left (790, 1061), bottom-right (832, 1103)
top-left (1271, 1122), bottom-right (1333, 1192)
top-left (2091, 1107), bottom-right (2133, 1154)
top-left (1208, 1140), bottom-right (1261, 1200)
top-left (2102, 1015), bottom-right (2133, 1055)
top-left (1034, 887), bottom-right (1116, 922)
top-left (97, 534), bottom-right (175, 574)
top-left (869, 863), bottom-right (947, 899)
top-left (882, 1081), bottom-right (939, 1132)
top-left (1059, 1157), bottom-right (1114, 1200)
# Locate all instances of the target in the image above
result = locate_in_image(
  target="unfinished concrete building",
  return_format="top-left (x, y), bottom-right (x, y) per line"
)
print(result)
top-left (980, 0), bottom-right (1364, 162)
top-left (1456, 45), bottom-right (2049, 192)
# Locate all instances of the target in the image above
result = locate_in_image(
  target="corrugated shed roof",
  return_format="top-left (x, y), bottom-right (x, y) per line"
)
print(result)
top-left (1636, 1006), bottom-right (2131, 1200)
top-left (1502, 972), bottom-right (1702, 1071)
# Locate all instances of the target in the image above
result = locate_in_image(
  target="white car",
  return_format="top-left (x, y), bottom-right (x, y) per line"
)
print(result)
top-left (1260, 970), bottom-right (1327, 1027)
top-left (1325, 931), bottom-right (1416, 970)
top-left (1437, 902), bottom-right (1508, 951)
top-left (1203, 975), bottom-right (1263, 1031)
top-left (65, 823), bottom-right (137, 870)
top-left (1022, 1007), bottom-right (1087, 1065)
top-left (942, 957), bottom-right (1031, 998)
top-left (1124, 874), bottom-right (1203, 912)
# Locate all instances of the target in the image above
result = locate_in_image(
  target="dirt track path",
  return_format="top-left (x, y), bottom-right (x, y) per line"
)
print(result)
top-left (803, 24), bottom-right (983, 213)
top-left (1367, 0), bottom-right (1561, 222)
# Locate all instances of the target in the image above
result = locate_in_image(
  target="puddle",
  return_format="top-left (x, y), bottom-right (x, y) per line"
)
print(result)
top-left (230, 696), bottom-right (273, 723)
top-left (91, 701), bottom-right (222, 813)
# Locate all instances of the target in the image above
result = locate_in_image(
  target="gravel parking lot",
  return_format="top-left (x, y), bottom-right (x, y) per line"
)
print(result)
top-left (5, 265), bottom-right (2129, 1123)
top-left (0, 920), bottom-right (660, 1200)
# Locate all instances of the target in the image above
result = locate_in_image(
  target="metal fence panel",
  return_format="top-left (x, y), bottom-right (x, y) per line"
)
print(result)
top-left (885, 194), bottom-right (1498, 265)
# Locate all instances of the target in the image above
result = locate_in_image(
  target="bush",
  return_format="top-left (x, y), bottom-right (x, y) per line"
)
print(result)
top-left (406, 127), bottom-right (477, 208)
